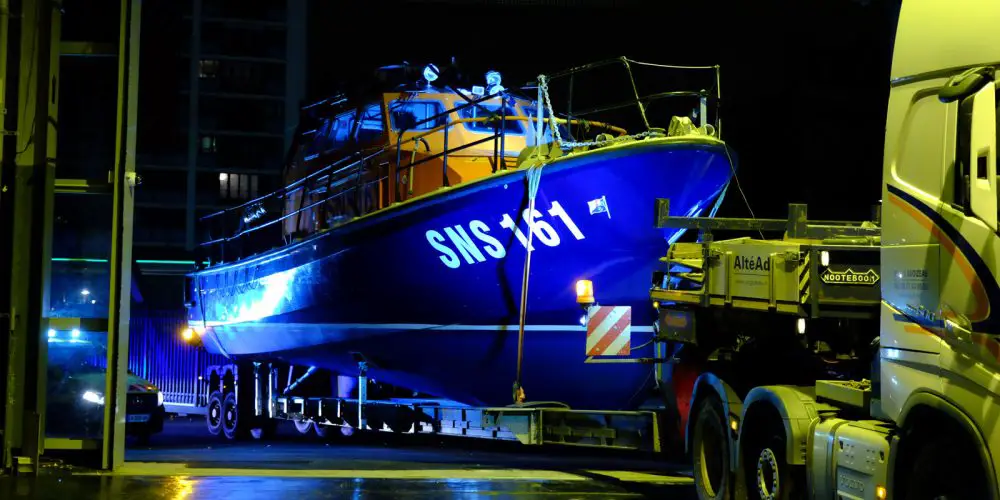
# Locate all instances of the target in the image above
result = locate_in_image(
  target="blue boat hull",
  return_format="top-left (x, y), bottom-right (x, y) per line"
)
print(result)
top-left (188, 137), bottom-right (732, 410)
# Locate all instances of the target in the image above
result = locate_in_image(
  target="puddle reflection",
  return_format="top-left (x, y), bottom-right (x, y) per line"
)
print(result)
top-left (0, 474), bottom-right (680, 499)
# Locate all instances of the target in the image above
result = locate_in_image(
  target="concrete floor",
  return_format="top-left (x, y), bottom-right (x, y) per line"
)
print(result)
top-left (1, 416), bottom-right (699, 499)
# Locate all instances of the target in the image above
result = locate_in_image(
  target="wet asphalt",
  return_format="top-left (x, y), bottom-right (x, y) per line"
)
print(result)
top-left (1, 415), bottom-right (699, 499)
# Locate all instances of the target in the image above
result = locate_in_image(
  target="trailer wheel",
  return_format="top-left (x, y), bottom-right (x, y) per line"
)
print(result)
top-left (293, 419), bottom-right (313, 435)
top-left (221, 392), bottom-right (248, 440)
top-left (692, 396), bottom-right (731, 500)
top-left (313, 423), bottom-right (330, 438)
top-left (206, 391), bottom-right (224, 436)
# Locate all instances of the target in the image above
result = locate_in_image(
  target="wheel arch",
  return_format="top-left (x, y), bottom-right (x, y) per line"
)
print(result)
top-left (896, 389), bottom-right (999, 498)
top-left (686, 372), bottom-right (744, 471)
top-left (738, 385), bottom-right (819, 466)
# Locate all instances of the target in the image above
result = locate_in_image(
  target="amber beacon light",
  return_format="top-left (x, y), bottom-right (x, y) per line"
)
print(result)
top-left (576, 279), bottom-right (595, 305)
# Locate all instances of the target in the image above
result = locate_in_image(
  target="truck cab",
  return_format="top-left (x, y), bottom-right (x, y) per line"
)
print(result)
top-left (877, 1), bottom-right (1000, 497)
top-left (649, 1), bottom-right (1000, 499)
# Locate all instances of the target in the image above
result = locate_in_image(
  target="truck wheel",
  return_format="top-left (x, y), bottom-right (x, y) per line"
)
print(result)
top-left (206, 391), bottom-right (224, 436)
top-left (903, 433), bottom-right (987, 499)
top-left (742, 418), bottom-right (802, 500)
top-left (221, 392), bottom-right (248, 440)
top-left (692, 396), bottom-right (731, 500)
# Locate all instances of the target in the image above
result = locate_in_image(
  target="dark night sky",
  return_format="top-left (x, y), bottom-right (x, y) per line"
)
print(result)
top-left (309, 0), bottom-right (901, 223)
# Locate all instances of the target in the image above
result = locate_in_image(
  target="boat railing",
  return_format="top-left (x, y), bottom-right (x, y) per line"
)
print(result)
top-left (533, 56), bottom-right (722, 144)
top-left (195, 58), bottom-right (720, 267)
top-left (394, 90), bottom-right (510, 188)
top-left (196, 90), bottom-right (543, 265)
top-left (196, 149), bottom-right (351, 256)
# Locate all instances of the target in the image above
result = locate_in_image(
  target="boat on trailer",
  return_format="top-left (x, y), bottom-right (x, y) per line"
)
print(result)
top-left (185, 57), bottom-right (734, 411)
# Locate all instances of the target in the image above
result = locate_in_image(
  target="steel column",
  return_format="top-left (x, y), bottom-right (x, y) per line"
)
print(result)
top-left (102, 0), bottom-right (141, 471)
top-left (2, 0), bottom-right (60, 474)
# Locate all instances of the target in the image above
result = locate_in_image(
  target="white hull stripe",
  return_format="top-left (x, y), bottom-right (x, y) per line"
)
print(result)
top-left (204, 322), bottom-right (655, 333)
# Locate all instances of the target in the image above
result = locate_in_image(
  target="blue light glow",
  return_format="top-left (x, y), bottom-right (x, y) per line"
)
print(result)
top-left (47, 329), bottom-right (56, 338)
top-left (423, 64), bottom-right (439, 83)
top-left (71, 329), bottom-right (81, 338)
top-left (210, 267), bottom-right (298, 326)
top-left (486, 70), bottom-right (504, 94)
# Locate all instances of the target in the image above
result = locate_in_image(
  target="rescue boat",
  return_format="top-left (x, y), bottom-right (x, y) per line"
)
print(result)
top-left (185, 58), bottom-right (734, 410)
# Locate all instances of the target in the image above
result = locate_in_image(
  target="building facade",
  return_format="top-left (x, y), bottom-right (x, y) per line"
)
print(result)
top-left (135, 0), bottom-right (306, 259)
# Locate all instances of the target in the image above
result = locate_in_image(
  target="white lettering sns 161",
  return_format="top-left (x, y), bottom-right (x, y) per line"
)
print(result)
top-left (426, 201), bottom-right (586, 269)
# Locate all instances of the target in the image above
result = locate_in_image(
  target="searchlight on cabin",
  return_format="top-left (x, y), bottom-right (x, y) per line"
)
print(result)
top-left (486, 70), bottom-right (504, 94)
top-left (423, 63), bottom-right (440, 84)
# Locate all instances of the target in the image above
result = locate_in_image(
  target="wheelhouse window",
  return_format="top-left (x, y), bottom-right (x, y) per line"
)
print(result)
top-left (389, 100), bottom-right (447, 132)
top-left (312, 111), bottom-right (356, 152)
top-left (458, 104), bottom-right (523, 135)
top-left (356, 103), bottom-right (384, 143)
top-left (309, 103), bottom-right (385, 153)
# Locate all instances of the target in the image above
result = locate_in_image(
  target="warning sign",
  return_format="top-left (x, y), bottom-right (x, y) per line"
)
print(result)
top-left (586, 306), bottom-right (631, 356)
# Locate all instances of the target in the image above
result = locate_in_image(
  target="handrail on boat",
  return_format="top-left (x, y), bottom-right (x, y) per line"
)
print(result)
top-left (402, 115), bottom-right (627, 145)
top-left (201, 88), bottom-right (578, 224)
top-left (198, 149), bottom-right (377, 222)
top-left (196, 58), bottom-right (723, 266)
top-left (537, 55), bottom-right (722, 139)
top-left (197, 90), bottom-right (530, 262)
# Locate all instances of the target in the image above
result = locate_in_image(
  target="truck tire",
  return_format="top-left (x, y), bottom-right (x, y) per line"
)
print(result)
top-left (692, 396), bottom-right (731, 500)
top-left (741, 412), bottom-right (803, 500)
top-left (221, 392), bottom-right (248, 440)
top-left (903, 433), bottom-right (988, 499)
top-left (206, 391), bottom-right (224, 436)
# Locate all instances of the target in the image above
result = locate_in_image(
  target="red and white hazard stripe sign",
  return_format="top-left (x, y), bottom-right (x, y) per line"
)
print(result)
top-left (586, 306), bottom-right (631, 356)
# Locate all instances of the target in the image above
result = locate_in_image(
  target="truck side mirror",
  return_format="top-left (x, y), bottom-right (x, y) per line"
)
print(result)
top-left (939, 66), bottom-right (994, 103)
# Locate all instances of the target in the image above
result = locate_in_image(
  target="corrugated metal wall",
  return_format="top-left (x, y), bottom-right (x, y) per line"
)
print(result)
top-left (88, 308), bottom-right (228, 409)
top-left (130, 309), bottom-right (228, 408)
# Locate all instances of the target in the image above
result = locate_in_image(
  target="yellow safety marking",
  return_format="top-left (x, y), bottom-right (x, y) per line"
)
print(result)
top-left (82, 462), bottom-right (692, 484)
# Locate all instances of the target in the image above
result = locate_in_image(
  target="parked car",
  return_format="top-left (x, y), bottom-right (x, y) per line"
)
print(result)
top-left (46, 336), bottom-right (165, 444)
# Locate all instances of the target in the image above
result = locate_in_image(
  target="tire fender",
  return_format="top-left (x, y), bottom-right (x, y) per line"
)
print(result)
top-left (687, 373), bottom-right (744, 472)
top-left (897, 390), bottom-right (1000, 499)
top-left (739, 385), bottom-right (820, 467)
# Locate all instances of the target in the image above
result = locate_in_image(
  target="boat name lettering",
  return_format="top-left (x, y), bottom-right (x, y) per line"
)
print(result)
top-left (426, 200), bottom-right (586, 269)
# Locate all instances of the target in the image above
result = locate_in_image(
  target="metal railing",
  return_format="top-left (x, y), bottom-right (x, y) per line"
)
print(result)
top-left (538, 56), bottom-right (722, 141)
top-left (196, 90), bottom-right (545, 265)
top-left (195, 58), bottom-right (720, 267)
